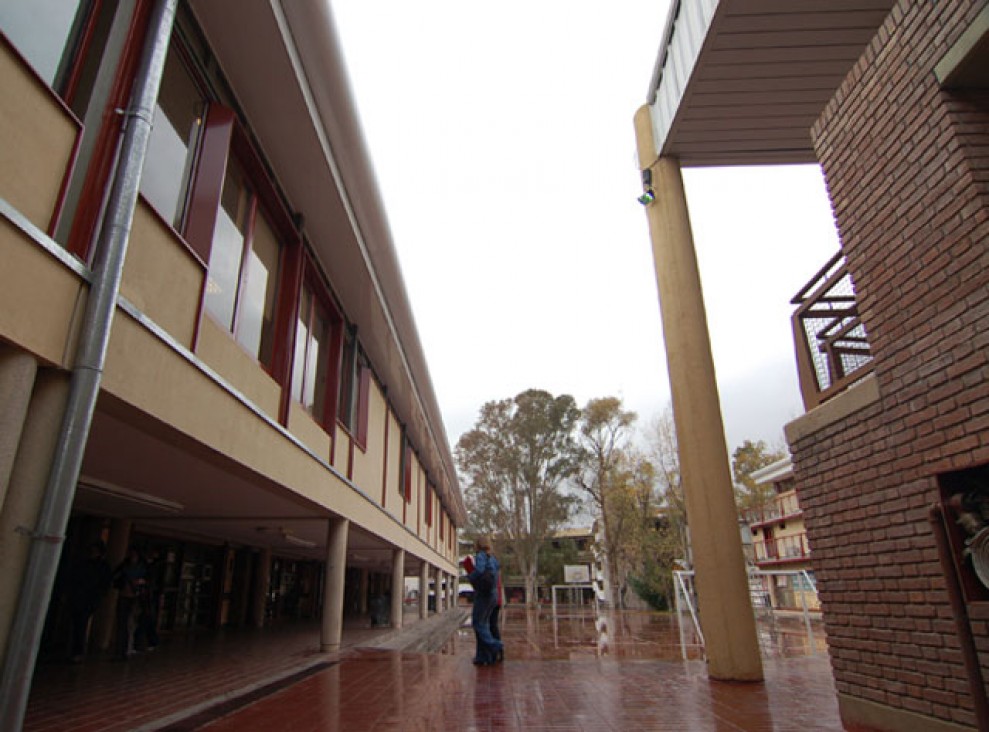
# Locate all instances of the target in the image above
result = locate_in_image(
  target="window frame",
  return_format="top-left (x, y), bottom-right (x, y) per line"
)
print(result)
top-left (288, 259), bottom-right (345, 433)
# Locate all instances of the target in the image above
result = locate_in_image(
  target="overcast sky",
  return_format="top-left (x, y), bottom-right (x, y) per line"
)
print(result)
top-left (331, 1), bottom-right (841, 455)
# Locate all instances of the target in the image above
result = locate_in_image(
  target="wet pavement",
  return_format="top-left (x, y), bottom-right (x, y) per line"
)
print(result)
top-left (25, 606), bottom-right (848, 731)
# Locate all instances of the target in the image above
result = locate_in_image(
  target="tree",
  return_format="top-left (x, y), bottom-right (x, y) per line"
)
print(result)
top-left (574, 397), bottom-right (637, 607)
top-left (732, 439), bottom-right (786, 512)
top-left (455, 389), bottom-right (580, 606)
top-left (646, 406), bottom-right (687, 565)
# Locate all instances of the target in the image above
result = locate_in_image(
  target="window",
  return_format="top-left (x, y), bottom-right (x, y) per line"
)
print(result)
top-left (1, 0), bottom-right (90, 89)
top-left (401, 441), bottom-right (413, 503)
top-left (291, 281), bottom-right (338, 427)
top-left (201, 156), bottom-right (284, 369)
top-left (337, 329), bottom-right (371, 440)
top-left (139, 47), bottom-right (206, 230)
top-left (425, 485), bottom-right (433, 527)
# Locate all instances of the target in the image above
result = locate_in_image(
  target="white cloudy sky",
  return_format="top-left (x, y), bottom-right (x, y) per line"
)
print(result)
top-left (331, 1), bottom-right (841, 454)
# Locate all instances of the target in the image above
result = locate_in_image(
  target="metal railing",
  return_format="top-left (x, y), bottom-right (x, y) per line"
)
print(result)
top-left (744, 493), bottom-right (802, 527)
top-left (791, 252), bottom-right (874, 409)
top-left (753, 533), bottom-right (810, 563)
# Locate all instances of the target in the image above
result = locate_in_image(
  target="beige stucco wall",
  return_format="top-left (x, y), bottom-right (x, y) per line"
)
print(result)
top-left (0, 219), bottom-right (85, 367)
top-left (195, 315), bottom-right (281, 419)
top-left (350, 380), bottom-right (387, 504)
top-left (120, 202), bottom-right (203, 350)
top-left (332, 428), bottom-right (350, 475)
top-left (286, 401), bottom-right (332, 462)
top-left (0, 41), bottom-right (78, 233)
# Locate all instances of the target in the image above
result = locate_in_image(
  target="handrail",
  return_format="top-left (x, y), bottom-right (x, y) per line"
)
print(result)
top-left (791, 252), bottom-right (874, 410)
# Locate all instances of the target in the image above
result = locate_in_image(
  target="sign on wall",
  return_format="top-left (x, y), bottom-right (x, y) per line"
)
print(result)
top-left (564, 564), bottom-right (590, 584)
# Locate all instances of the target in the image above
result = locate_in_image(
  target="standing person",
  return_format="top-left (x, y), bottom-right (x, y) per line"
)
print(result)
top-left (464, 537), bottom-right (503, 666)
top-left (135, 548), bottom-right (162, 651)
top-left (112, 547), bottom-right (147, 659)
top-left (65, 541), bottom-right (112, 663)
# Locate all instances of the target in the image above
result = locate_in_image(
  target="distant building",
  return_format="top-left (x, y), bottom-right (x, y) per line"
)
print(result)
top-left (743, 457), bottom-right (819, 612)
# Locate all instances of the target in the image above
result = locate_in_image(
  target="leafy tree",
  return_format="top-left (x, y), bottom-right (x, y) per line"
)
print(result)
top-left (646, 406), bottom-right (688, 565)
top-left (455, 389), bottom-right (580, 605)
top-left (618, 406), bottom-right (693, 611)
top-left (574, 397), bottom-right (637, 607)
top-left (732, 439), bottom-right (786, 512)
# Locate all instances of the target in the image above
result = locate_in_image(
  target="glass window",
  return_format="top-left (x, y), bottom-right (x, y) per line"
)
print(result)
top-left (139, 49), bottom-right (206, 229)
top-left (291, 284), bottom-right (332, 425)
top-left (237, 210), bottom-right (281, 364)
top-left (204, 161), bottom-right (250, 331)
top-left (0, 0), bottom-right (87, 88)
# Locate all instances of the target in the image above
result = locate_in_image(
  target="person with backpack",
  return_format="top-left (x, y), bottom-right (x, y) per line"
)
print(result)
top-left (463, 536), bottom-right (504, 666)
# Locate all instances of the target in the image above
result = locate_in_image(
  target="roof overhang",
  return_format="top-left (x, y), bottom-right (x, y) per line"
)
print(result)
top-left (645, 0), bottom-right (896, 167)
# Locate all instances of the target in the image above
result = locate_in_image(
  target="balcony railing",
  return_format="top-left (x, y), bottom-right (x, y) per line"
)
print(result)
top-left (791, 252), bottom-right (874, 410)
top-left (753, 533), bottom-right (810, 563)
top-left (744, 493), bottom-right (802, 527)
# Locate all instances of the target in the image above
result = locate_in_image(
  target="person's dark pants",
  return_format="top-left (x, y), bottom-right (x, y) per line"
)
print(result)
top-left (471, 592), bottom-right (501, 664)
top-left (115, 597), bottom-right (136, 657)
top-left (490, 602), bottom-right (501, 642)
top-left (135, 595), bottom-right (159, 649)
top-left (69, 608), bottom-right (94, 659)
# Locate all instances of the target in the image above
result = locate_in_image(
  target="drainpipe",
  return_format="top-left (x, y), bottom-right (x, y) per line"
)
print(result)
top-left (0, 1), bottom-right (177, 728)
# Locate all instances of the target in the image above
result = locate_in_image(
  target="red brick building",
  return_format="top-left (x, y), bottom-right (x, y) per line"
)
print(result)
top-left (639, 2), bottom-right (989, 730)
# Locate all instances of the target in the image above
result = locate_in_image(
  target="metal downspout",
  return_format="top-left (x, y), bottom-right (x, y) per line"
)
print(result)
top-left (0, 1), bottom-right (178, 728)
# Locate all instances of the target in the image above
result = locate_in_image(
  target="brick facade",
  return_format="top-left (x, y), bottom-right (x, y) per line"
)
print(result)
top-left (792, 1), bottom-right (989, 728)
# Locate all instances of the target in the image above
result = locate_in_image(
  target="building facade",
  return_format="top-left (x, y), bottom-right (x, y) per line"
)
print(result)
top-left (638, 1), bottom-right (988, 729)
top-left (744, 456), bottom-right (819, 613)
top-left (0, 0), bottom-right (463, 716)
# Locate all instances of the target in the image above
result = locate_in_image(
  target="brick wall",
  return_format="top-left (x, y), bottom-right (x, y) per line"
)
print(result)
top-left (794, 1), bottom-right (989, 728)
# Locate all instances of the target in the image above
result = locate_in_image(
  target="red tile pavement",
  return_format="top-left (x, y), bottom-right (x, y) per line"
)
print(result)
top-left (200, 649), bottom-right (844, 732)
top-left (24, 606), bottom-right (849, 732)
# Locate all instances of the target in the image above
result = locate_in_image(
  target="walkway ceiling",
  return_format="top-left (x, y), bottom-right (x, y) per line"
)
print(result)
top-left (646, 0), bottom-right (896, 166)
top-left (77, 397), bottom-right (407, 571)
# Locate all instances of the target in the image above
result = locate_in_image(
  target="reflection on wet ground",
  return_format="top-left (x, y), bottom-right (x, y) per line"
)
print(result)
top-left (444, 605), bottom-right (828, 664)
top-left (202, 607), bottom-right (843, 731)
top-left (26, 606), bottom-right (840, 731)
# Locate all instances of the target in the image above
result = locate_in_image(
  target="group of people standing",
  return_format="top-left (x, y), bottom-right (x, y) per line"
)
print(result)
top-left (463, 537), bottom-right (504, 666)
top-left (112, 546), bottom-right (161, 659)
top-left (62, 542), bottom-right (160, 662)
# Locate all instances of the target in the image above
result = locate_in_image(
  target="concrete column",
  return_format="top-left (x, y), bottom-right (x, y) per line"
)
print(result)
top-left (0, 370), bottom-right (70, 664)
top-left (0, 348), bottom-right (37, 512)
top-left (321, 518), bottom-right (349, 652)
top-left (419, 562), bottom-right (429, 620)
top-left (94, 518), bottom-right (132, 650)
top-left (358, 568), bottom-right (369, 615)
top-left (390, 549), bottom-right (405, 629)
top-left (634, 105), bottom-right (763, 683)
top-left (252, 547), bottom-right (273, 628)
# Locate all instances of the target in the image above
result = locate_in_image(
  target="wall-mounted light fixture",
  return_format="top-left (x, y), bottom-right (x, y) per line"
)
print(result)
top-left (637, 168), bottom-right (656, 205)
